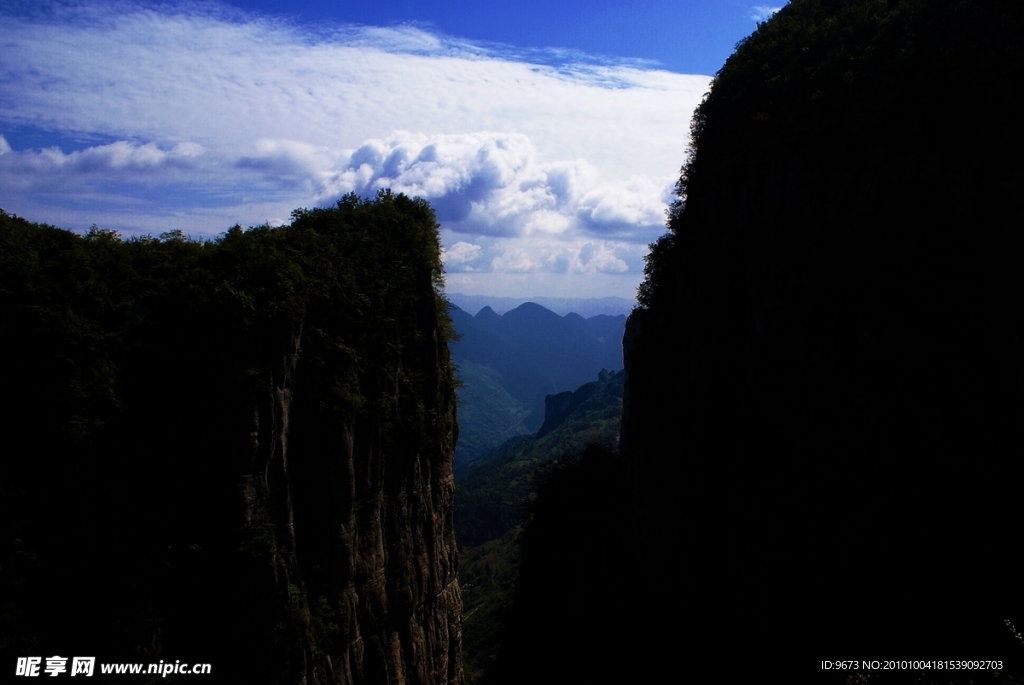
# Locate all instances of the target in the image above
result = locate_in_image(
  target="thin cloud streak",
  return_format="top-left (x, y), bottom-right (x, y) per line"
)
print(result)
top-left (0, 7), bottom-right (707, 174)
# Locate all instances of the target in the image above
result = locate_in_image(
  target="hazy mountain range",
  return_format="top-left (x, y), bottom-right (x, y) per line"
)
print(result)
top-left (448, 301), bottom-right (625, 465)
top-left (446, 293), bottom-right (634, 319)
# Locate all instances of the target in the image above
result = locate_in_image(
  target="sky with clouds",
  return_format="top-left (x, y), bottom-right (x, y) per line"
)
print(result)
top-left (0, 0), bottom-right (782, 300)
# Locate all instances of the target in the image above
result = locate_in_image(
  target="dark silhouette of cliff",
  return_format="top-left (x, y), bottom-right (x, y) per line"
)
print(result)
top-left (0, 193), bottom-right (463, 684)
top-left (484, 1), bottom-right (1024, 680)
top-left (622, 0), bottom-right (1024, 662)
top-left (487, 444), bottom-right (638, 685)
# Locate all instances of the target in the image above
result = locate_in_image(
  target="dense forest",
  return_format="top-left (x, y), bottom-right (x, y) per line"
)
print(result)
top-left (0, 193), bottom-right (462, 684)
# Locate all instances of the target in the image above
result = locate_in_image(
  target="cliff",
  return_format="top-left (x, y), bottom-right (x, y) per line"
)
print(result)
top-left (0, 193), bottom-right (463, 684)
top-left (620, 0), bottom-right (1024, 658)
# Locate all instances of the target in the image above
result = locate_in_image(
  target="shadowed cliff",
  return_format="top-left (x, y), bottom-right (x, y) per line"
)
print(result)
top-left (478, 1), bottom-right (1024, 679)
top-left (622, 0), bottom-right (1024, 659)
top-left (0, 192), bottom-right (463, 684)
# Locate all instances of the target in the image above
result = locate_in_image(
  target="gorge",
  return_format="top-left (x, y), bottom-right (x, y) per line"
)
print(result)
top-left (5, 1), bottom-right (1024, 682)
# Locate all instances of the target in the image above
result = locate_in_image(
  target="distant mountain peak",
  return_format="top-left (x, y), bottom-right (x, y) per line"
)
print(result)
top-left (505, 301), bottom-right (560, 320)
top-left (475, 305), bottom-right (499, 320)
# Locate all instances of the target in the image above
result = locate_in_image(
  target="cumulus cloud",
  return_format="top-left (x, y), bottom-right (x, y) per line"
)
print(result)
top-left (0, 1), bottom-right (712, 297)
top-left (331, 132), bottom-right (534, 213)
top-left (317, 131), bottom-right (673, 239)
top-left (442, 241), bottom-right (483, 272)
top-left (577, 174), bottom-right (676, 233)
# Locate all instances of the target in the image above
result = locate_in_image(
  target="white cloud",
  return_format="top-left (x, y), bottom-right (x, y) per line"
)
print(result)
top-left (0, 1), bottom-right (712, 298)
top-left (0, 140), bottom-right (206, 191)
top-left (442, 241), bottom-right (483, 271)
top-left (317, 131), bottom-right (674, 240)
top-left (480, 236), bottom-right (640, 277)
top-left (750, 6), bottom-right (783, 22)
top-left (0, 7), bottom-right (707, 175)
top-left (578, 174), bottom-right (675, 232)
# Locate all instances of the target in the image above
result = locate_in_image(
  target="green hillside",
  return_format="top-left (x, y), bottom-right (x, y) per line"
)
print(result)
top-left (451, 359), bottom-right (533, 471)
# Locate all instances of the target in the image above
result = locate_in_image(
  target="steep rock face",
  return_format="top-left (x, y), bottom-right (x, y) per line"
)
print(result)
top-left (275, 290), bottom-right (462, 685)
top-left (621, 0), bottom-right (1024, 651)
top-left (0, 194), bottom-right (463, 684)
top-left (324, 303), bottom-right (462, 685)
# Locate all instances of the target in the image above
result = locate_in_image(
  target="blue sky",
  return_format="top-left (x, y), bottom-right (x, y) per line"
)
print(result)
top-left (225, 0), bottom-right (767, 75)
top-left (0, 0), bottom-right (781, 299)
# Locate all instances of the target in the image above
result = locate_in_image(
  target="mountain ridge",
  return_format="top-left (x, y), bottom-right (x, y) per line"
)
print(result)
top-left (447, 301), bottom-right (625, 465)
top-left (446, 293), bottom-right (634, 318)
